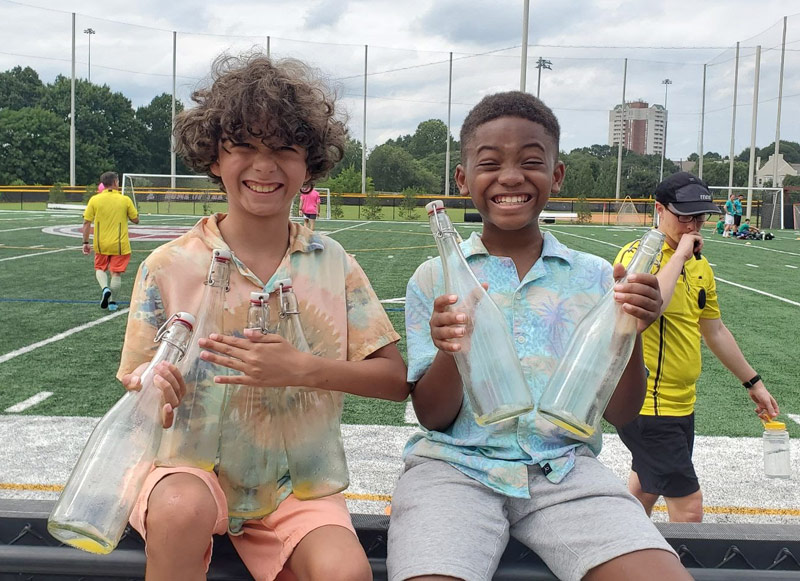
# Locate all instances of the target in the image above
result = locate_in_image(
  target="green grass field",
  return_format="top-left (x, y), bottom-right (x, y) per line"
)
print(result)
top-left (1, 209), bottom-right (798, 438)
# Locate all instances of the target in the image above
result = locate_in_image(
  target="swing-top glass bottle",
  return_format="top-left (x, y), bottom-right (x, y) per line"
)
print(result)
top-left (426, 200), bottom-right (534, 425)
top-left (48, 312), bottom-right (196, 554)
top-left (274, 278), bottom-right (349, 499)
top-left (157, 249), bottom-right (232, 471)
top-left (538, 229), bottom-right (665, 438)
top-left (218, 291), bottom-right (285, 522)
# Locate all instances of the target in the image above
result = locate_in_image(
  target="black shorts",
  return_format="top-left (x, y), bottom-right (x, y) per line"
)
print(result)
top-left (303, 212), bottom-right (317, 220)
top-left (617, 414), bottom-right (699, 498)
top-left (734, 214), bottom-right (742, 226)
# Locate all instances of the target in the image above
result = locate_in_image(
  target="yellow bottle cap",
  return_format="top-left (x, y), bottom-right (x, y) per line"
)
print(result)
top-left (763, 421), bottom-right (786, 430)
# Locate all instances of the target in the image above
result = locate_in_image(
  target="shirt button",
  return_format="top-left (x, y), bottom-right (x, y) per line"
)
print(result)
top-left (517, 336), bottom-right (526, 344)
top-left (515, 292), bottom-right (523, 300)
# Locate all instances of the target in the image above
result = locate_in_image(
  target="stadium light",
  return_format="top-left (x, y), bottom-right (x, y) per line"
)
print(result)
top-left (84, 28), bottom-right (95, 82)
top-left (536, 57), bottom-right (552, 99)
top-left (659, 78), bottom-right (672, 181)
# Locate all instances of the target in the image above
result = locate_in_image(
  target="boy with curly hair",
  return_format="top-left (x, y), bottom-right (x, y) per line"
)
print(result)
top-left (387, 92), bottom-right (690, 581)
top-left (118, 52), bottom-right (408, 581)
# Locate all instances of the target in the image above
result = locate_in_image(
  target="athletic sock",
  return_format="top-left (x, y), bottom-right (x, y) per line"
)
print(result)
top-left (95, 270), bottom-right (108, 289)
top-left (110, 274), bottom-right (122, 295)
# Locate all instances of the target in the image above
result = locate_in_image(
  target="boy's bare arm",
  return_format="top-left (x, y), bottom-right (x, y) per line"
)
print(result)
top-left (199, 333), bottom-right (410, 402)
top-left (409, 351), bottom-right (463, 431)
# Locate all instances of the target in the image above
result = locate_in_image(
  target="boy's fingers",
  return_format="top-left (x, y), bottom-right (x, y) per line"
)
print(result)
top-left (161, 404), bottom-right (174, 429)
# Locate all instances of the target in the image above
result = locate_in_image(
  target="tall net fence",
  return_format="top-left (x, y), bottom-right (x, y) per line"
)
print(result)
top-left (0, 3), bottom-right (798, 210)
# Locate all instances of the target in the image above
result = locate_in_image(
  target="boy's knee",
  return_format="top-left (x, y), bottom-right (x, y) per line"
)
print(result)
top-left (146, 474), bottom-right (217, 534)
top-left (309, 558), bottom-right (372, 581)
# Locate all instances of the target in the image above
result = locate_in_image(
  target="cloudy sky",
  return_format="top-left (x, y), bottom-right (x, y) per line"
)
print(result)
top-left (1, 0), bottom-right (798, 162)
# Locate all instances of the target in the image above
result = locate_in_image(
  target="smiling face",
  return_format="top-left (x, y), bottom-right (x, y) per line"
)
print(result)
top-left (210, 135), bottom-right (310, 220)
top-left (455, 116), bottom-right (564, 235)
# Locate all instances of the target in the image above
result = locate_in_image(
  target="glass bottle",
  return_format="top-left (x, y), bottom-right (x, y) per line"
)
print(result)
top-left (48, 313), bottom-right (196, 554)
top-left (763, 420), bottom-right (791, 479)
top-left (275, 278), bottom-right (349, 499)
top-left (426, 200), bottom-right (534, 426)
top-left (538, 229), bottom-right (665, 438)
top-left (157, 249), bottom-right (232, 470)
top-left (218, 292), bottom-right (285, 520)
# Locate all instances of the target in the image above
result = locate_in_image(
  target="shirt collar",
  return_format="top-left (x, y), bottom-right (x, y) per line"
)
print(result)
top-left (197, 214), bottom-right (324, 254)
top-left (462, 230), bottom-right (573, 266)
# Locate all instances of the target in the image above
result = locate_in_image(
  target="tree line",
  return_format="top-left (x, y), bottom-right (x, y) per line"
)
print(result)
top-left (2, 65), bottom-right (798, 194)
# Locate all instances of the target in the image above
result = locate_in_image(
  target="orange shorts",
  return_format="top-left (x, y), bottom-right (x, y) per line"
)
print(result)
top-left (130, 466), bottom-right (356, 581)
top-left (94, 253), bottom-right (131, 273)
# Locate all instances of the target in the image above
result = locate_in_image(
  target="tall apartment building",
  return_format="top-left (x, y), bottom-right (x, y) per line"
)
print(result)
top-left (608, 101), bottom-right (666, 156)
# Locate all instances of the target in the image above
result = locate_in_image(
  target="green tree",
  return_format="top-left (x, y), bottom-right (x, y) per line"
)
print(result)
top-left (329, 138), bottom-right (363, 177)
top-left (136, 93), bottom-right (187, 175)
top-left (0, 107), bottom-right (69, 184)
top-left (560, 158), bottom-right (595, 197)
top-left (575, 192), bottom-right (592, 223)
top-left (700, 161), bottom-right (749, 188)
top-left (362, 190), bottom-right (383, 220)
top-left (367, 144), bottom-right (437, 193)
top-left (624, 167), bottom-right (659, 197)
top-left (318, 165), bottom-right (373, 194)
top-left (593, 164), bottom-right (616, 198)
top-left (408, 119), bottom-right (449, 159)
top-left (0, 66), bottom-right (44, 110)
top-left (48, 182), bottom-right (66, 203)
top-left (398, 187), bottom-right (420, 220)
top-left (782, 175), bottom-right (800, 187)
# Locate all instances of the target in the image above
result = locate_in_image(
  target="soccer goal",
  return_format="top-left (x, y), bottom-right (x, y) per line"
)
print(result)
top-left (708, 186), bottom-right (784, 229)
top-left (794, 203), bottom-right (800, 231)
top-left (615, 196), bottom-right (642, 226)
top-left (121, 173), bottom-right (223, 215)
top-left (293, 187), bottom-right (332, 220)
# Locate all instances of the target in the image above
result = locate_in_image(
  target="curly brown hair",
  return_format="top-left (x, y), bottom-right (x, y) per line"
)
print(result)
top-left (174, 52), bottom-right (347, 189)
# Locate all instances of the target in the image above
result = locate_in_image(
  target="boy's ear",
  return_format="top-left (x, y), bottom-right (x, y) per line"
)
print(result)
top-left (550, 161), bottom-right (566, 194)
top-left (210, 161), bottom-right (220, 177)
top-left (454, 164), bottom-right (469, 195)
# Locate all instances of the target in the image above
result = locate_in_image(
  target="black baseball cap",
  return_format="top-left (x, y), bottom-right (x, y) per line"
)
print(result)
top-left (655, 172), bottom-right (721, 215)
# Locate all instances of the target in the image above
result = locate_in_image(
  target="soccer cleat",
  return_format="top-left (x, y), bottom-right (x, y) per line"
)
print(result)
top-left (107, 301), bottom-right (118, 312)
top-left (100, 287), bottom-right (112, 309)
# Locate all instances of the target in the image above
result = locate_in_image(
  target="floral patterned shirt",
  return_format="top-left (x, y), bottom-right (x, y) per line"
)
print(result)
top-left (404, 231), bottom-right (613, 498)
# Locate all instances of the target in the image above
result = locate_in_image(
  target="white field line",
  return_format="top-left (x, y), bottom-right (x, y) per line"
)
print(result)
top-left (704, 237), bottom-right (800, 258)
top-left (5, 392), bottom-right (53, 413)
top-left (0, 309), bottom-right (129, 365)
top-left (787, 265), bottom-right (798, 269)
top-left (328, 221), bottom-right (369, 235)
top-left (788, 414), bottom-right (800, 426)
top-left (0, 225), bottom-right (66, 233)
top-left (0, 246), bottom-right (78, 262)
top-left (745, 263), bottom-right (759, 268)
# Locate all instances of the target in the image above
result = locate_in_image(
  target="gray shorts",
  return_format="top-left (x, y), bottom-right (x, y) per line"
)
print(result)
top-left (387, 451), bottom-right (677, 581)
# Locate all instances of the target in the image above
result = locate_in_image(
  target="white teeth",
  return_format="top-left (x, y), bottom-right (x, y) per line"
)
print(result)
top-left (246, 182), bottom-right (279, 193)
top-left (493, 195), bottom-right (529, 204)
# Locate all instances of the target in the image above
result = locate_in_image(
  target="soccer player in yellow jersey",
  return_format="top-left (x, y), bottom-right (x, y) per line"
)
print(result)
top-left (614, 172), bottom-right (779, 523)
top-left (82, 171), bottom-right (139, 311)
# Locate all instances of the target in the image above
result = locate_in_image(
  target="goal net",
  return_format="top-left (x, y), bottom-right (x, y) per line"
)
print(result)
top-left (708, 186), bottom-right (783, 229)
top-left (121, 174), bottom-right (223, 215)
top-left (794, 203), bottom-right (800, 231)
top-left (615, 196), bottom-right (641, 226)
top-left (293, 187), bottom-right (332, 221)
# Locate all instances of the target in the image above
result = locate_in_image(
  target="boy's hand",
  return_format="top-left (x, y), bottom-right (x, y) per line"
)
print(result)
top-left (429, 283), bottom-right (488, 354)
top-left (122, 361), bottom-right (186, 428)
top-left (750, 384), bottom-right (779, 419)
top-left (612, 263), bottom-right (662, 333)
top-left (199, 330), bottom-right (312, 387)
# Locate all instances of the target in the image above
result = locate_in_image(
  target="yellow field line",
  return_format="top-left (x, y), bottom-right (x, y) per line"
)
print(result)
top-left (3, 483), bottom-right (798, 517)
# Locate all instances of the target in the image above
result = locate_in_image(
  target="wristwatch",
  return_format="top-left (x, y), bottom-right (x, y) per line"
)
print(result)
top-left (742, 374), bottom-right (761, 389)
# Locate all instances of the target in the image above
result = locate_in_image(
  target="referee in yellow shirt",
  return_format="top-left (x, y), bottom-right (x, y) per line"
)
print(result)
top-left (82, 171), bottom-right (139, 311)
top-left (614, 172), bottom-right (779, 523)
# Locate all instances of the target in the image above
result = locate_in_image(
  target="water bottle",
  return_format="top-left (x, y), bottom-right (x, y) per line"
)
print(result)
top-left (538, 229), bottom-right (665, 438)
top-left (157, 249), bottom-right (232, 470)
top-left (218, 292), bottom-right (285, 520)
top-left (48, 313), bottom-right (196, 554)
top-left (426, 200), bottom-right (534, 426)
top-left (275, 279), bottom-right (349, 499)
top-left (763, 420), bottom-right (791, 479)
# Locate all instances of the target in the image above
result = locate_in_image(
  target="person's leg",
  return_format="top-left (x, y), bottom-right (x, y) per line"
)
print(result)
top-left (584, 549), bottom-right (692, 581)
top-left (626, 470), bottom-right (660, 516)
top-left (95, 269), bottom-right (108, 289)
top-left (283, 525), bottom-right (371, 581)
top-left (664, 489), bottom-right (704, 522)
top-left (142, 472), bottom-right (220, 581)
top-left (308, 218), bottom-right (316, 231)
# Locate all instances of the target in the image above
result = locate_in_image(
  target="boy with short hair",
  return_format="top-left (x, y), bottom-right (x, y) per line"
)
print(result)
top-left (119, 52), bottom-right (408, 581)
top-left (82, 171), bottom-right (139, 311)
top-left (386, 92), bottom-right (690, 581)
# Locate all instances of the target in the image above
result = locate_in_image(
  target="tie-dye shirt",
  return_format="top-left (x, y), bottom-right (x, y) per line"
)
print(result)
top-left (404, 231), bottom-right (613, 498)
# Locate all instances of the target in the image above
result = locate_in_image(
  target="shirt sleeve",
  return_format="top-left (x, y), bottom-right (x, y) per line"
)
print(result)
top-left (127, 197), bottom-right (139, 221)
top-left (404, 261), bottom-right (440, 383)
top-left (700, 266), bottom-right (721, 320)
top-left (116, 260), bottom-right (166, 380)
top-left (344, 254), bottom-right (400, 362)
top-left (83, 198), bottom-right (95, 222)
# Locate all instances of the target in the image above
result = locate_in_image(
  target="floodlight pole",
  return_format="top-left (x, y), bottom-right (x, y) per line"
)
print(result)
top-left (536, 57), bottom-right (552, 99)
top-left (171, 31), bottom-right (177, 190)
top-left (614, 58), bottom-right (627, 200)
top-left (445, 52), bottom-right (453, 196)
top-left (70, 14), bottom-right (76, 187)
top-left (728, 42), bottom-right (740, 199)
top-left (773, 17), bottom-right (787, 189)
top-left (362, 45), bottom-right (368, 195)
top-left (699, 65), bottom-right (706, 179)
top-left (659, 79), bottom-right (672, 182)
top-left (83, 28), bottom-right (95, 82)
top-left (520, 0), bottom-right (529, 91)
top-left (746, 45), bottom-right (761, 220)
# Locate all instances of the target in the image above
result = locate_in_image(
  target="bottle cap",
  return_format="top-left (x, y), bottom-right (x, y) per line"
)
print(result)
top-left (763, 421), bottom-right (786, 430)
top-left (213, 248), bottom-right (232, 262)
top-left (426, 200), bottom-right (444, 215)
top-left (250, 291), bottom-right (269, 303)
top-left (173, 312), bottom-right (196, 331)
top-left (272, 277), bottom-right (292, 292)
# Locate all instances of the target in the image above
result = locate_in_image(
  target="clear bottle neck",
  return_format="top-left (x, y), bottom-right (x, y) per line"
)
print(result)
top-left (429, 209), bottom-right (457, 240)
top-left (207, 258), bottom-right (231, 290)
top-left (624, 230), bottom-right (665, 278)
top-left (247, 302), bottom-right (270, 332)
top-left (154, 319), bottom-right (193, 363)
